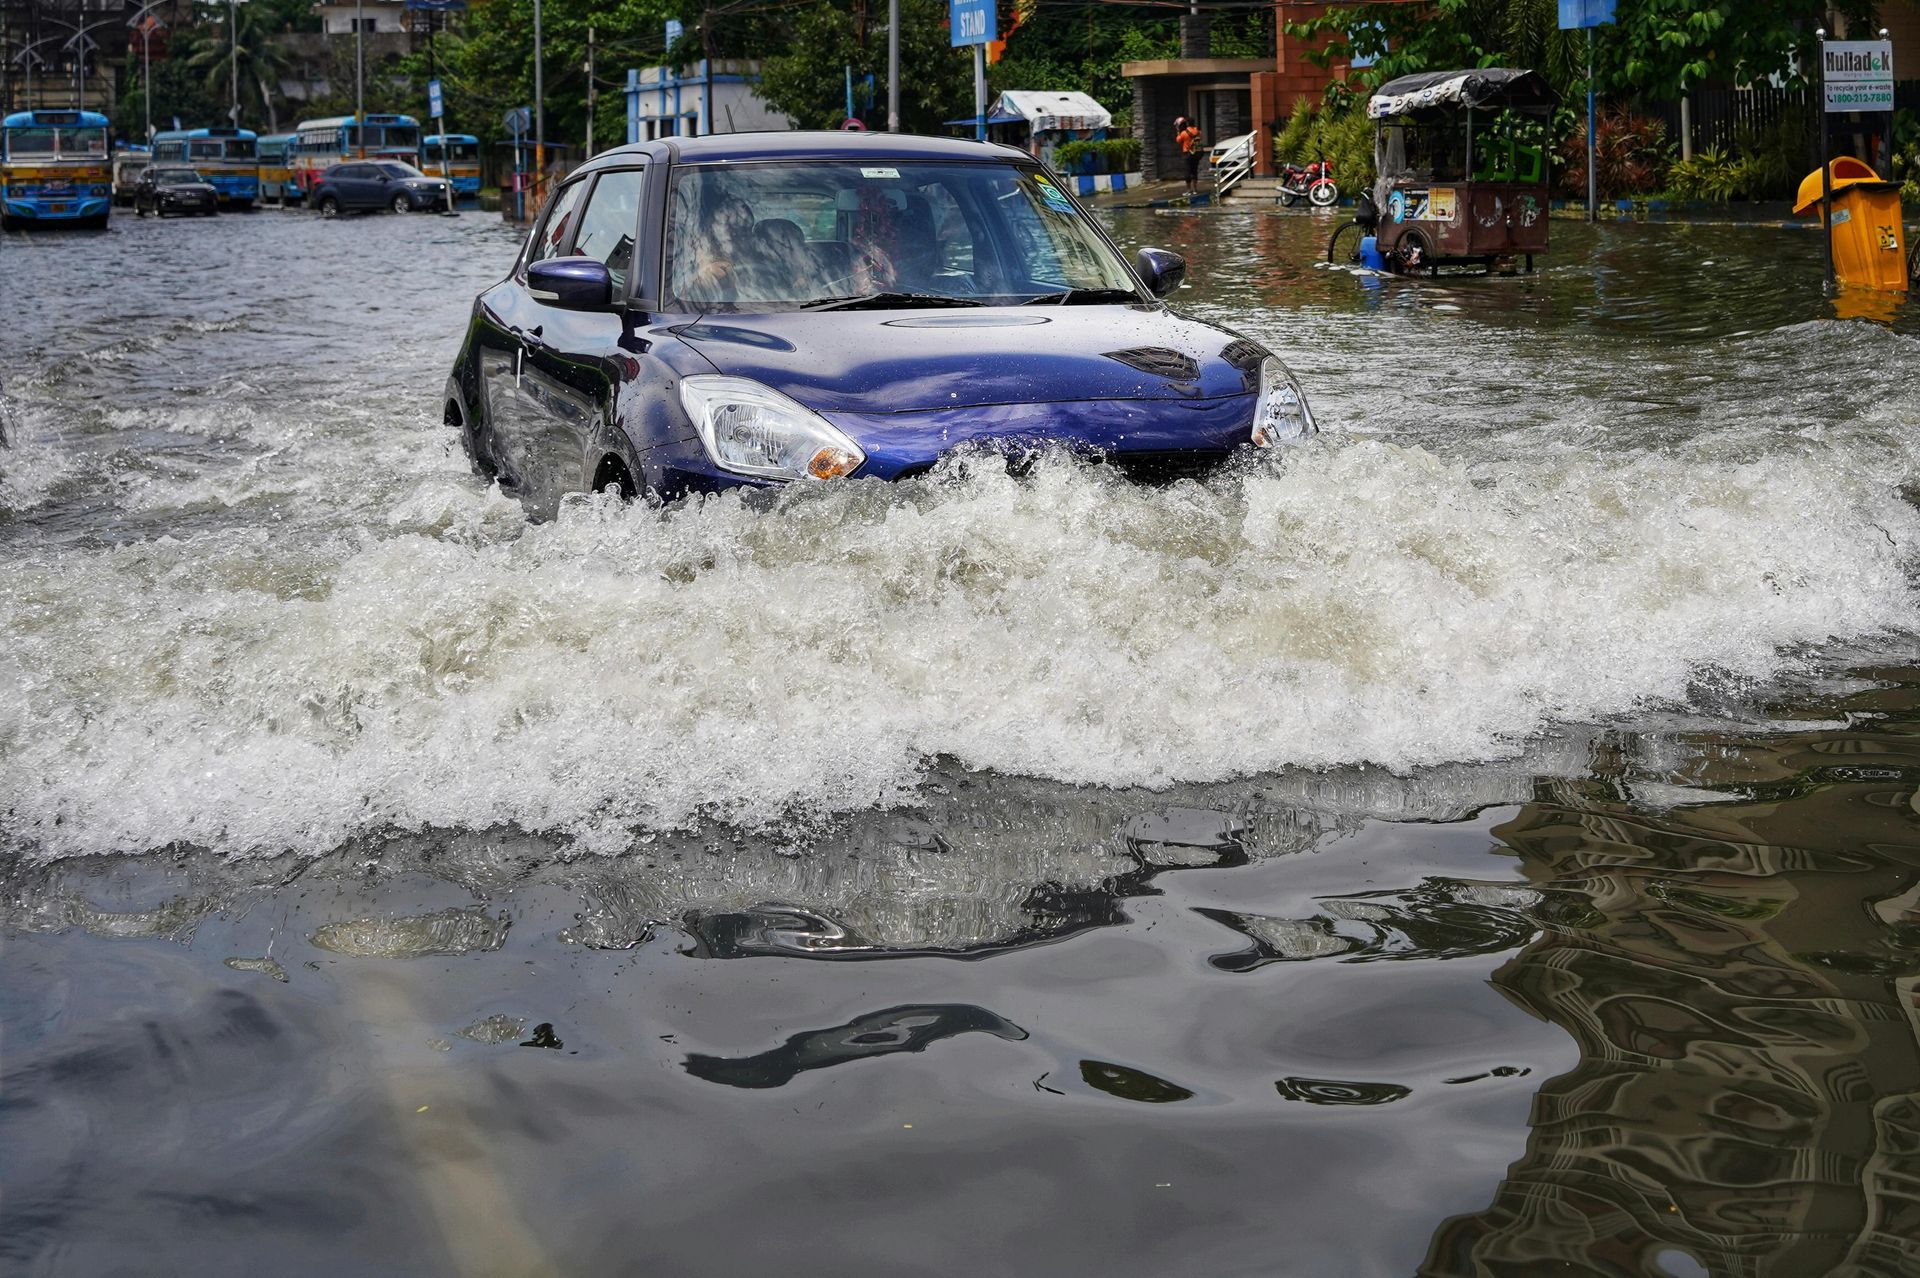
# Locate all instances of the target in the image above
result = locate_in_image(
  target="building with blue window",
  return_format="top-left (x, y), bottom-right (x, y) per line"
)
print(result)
top-left (624, 60), bottom-right (789, 142)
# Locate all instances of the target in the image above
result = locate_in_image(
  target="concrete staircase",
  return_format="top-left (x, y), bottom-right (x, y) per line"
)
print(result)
top-left (1221, 177), bottom-right (1298, 204)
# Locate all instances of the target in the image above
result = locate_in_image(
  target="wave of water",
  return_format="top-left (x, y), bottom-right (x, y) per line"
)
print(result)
top-left (4, 415), bottom-right (1917, 859)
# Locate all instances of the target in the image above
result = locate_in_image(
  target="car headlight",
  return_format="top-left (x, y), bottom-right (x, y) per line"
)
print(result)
top-left (679, 375), bottom-right (866, 482)
top-left (1250, 356), bottom-right (1317, 446)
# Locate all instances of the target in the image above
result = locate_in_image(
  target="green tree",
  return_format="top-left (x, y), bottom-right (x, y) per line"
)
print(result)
top-left (185, 2), bottom-right (294, 131)
top-left (1292, 0), bottom-right (1883, 101)
top-left (757, 0), bottom-right (972, 132)
top-left (1604, 0), bottom-right (1876, 97)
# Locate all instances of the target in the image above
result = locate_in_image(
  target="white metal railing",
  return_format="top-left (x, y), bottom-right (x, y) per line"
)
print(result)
top-left (1212, 152), bottom-right (1254, 201)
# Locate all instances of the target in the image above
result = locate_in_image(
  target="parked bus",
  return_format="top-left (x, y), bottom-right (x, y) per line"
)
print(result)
top-left (257, 132), bottom-right (297, 204)
top-left (0, 109), bottom-right (112, 230)
top-left (152, 127), bottom-right (259, 208)
top-left (290, 113), bottom-right (421, 199)
top-left (420, 133), bottom-right (481, 199)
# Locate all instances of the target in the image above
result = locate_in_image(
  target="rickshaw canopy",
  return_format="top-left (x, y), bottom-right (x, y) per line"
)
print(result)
top-left (1367, 69), bottom-right (1556, 119)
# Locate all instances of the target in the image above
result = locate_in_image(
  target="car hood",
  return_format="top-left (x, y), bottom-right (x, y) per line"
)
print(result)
top-left (159, 183), bottom-right (217, 195)
top-left (671, 306), bottom-right (1268, 414)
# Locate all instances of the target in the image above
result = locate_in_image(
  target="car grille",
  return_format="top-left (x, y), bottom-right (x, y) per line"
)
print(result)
top-left (1101, 449), bottom-right (1236, 484)
top-left (900, 447), bottom-right (1235, 486)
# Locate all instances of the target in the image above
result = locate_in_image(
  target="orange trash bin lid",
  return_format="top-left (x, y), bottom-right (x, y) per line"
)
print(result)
top-left (1794, 158), bottom-right (1893, 215)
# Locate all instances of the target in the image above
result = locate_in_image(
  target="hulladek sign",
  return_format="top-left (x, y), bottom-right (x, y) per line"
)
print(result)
top-left (1823, 40), bottom-right (1894, 113)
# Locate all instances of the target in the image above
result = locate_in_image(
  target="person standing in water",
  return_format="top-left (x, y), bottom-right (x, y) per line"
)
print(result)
top-left (1176, 117), bottom-right (1204, 195)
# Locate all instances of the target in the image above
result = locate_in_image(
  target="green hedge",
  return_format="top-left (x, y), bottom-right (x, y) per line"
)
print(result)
top-left (1053, 137), bottom-right (1143, 175)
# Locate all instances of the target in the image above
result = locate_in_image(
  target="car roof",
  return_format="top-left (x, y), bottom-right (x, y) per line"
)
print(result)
top-left (572, 129), bottom-right (1030, 177)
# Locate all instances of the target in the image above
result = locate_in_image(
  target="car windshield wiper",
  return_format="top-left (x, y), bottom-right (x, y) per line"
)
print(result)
top-left (1021, 287), bottom-right (1144, 305)
top-left (802, 291), bottom-right (986, 311)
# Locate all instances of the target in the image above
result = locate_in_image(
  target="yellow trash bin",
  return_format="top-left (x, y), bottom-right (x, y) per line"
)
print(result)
top-left (1795, 158), bottom-right (1910, 292)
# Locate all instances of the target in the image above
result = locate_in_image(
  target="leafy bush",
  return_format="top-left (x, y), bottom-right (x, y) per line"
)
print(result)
top-left (1732, 108), bottom-right (1811, 200)
top-left (1272, 95), bottom-right (1375, 191)
top-left (1559, 110), bottom-right (1669, 200)
top-left (1665, 147), bottom-right (1754, 202)
top-left (1893, 109), bottom-right (1920, 206)
top-left (1052, 137), bottom-right (1143, 174)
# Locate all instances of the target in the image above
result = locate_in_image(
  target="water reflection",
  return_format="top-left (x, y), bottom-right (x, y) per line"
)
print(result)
top-left (8, 695), bottom-right (1920, 1272)
top-left (685, 1005), bottom-right (1027, 1090)
top-left (1417, 731), bottom-right (1920, 1277)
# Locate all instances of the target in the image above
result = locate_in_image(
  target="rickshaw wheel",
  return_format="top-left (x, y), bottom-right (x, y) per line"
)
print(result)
top-left (1393, 229), bottom-right (1435, 277)
top-left (1326, 220), bottom-right (1365, 266)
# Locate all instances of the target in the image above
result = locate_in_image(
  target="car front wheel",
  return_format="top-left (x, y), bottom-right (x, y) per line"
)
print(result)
top-left (391, 194), bottom-right (411, 214)
top-left (318, 195), bottom-right (340, 217)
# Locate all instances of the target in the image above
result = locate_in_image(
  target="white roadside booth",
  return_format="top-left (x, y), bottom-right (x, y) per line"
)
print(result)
top-left (982, 90), bottom-right (1142, 195)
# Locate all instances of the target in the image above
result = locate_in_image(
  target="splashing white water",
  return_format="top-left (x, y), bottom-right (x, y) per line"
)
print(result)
top-left (3, 428), bottom-right (1916, 859)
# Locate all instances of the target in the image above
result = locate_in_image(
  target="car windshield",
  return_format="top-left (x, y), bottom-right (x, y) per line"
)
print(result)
top-left (379, 162), bottom-right (426, 179)
top-left (156, 169), bottom-right (202, 183)
top-left (666, 160), bottom-right (1142, 312)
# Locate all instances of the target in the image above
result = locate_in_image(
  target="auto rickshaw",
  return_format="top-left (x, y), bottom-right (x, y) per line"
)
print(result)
top-left (1328, 68), bottom-right (1556, 276)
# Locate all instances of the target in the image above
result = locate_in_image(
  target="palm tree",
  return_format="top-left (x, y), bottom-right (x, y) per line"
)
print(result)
top-left (185, 2), bottom-right (292, 131)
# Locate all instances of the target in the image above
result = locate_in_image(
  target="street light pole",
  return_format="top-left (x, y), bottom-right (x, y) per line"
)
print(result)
top-left (43, 16), bottom-right (114, 112)
top-left (127, 0), bottom-right (169, 144)
top-left (229, 0), bottom-right (239, 123)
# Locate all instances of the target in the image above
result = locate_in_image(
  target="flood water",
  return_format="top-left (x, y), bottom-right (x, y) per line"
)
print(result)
top-left (4, 205), bottom-right (1920, 1277)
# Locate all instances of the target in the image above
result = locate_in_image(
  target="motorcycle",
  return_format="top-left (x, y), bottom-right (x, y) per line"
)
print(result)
top-left (1278, 159), bottom-right (1340, 208)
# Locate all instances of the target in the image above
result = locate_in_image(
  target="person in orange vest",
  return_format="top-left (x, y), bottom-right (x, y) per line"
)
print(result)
top-left (1176, 117), bottom-right (1204, 194)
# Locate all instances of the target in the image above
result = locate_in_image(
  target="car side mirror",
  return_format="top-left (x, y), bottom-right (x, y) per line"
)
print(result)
top-left (1136, 247), bottom-right (1186, 298)
top-left (528, 257), bottom-right (613, 310)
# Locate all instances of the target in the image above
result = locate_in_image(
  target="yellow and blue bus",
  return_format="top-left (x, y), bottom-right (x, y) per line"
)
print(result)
top-left (420, 133), bottom-right (480, 199)
top-left (1, 109), bottom-right (112, 230)
top-left (290, 113), bottom-right (420, 199)
top-left (257, 132), bottom-right (296, 204)
top-left (152, 127), bottom-right (259, 207)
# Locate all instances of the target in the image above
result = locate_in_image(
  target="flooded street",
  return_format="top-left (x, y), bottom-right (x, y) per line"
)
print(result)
top-left (4, 206), bottom-right (1920, 1277)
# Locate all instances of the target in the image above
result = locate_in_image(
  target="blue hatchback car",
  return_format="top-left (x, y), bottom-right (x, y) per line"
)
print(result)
top-left (445, 132), bottom-right (1315, 513)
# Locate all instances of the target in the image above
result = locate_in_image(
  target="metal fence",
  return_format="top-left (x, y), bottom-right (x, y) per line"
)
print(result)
top-left (1652, 79), bottom-right (1919, 157)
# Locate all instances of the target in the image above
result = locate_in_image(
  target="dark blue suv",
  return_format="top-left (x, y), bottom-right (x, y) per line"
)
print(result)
top-left (311, 160), bottom-right (451, 215)
top-left (445, 132), bottom-right (1315, 514)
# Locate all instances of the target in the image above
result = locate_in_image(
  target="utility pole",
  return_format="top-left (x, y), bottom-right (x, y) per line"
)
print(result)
top-left (533, 0), bottom-right (545, 206)
top-left (229, 0), bottom-right (240, 124)
top-left (885, 0), bottom-right (898, 131)
top-left (584, 24), bottom-right (594, 155)
top-left (354, 0), bottom-right (365, 155)
top-left (700, 5), bottom-right (713, 136)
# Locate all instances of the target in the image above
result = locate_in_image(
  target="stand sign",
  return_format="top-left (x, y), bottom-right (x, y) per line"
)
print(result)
top-left (427, 78), bottom-right (444, 120)
top-left (1823, 41), bottom-right (1894, 113)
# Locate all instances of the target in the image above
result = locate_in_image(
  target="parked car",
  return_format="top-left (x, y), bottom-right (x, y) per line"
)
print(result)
top-left (132, 166), bottom-right (218, 217)
top-left (309, 160), bottom-right (452, 216)
top-left (1208, 132), bottom-right (1255, 170)
top-left (443, 132), bottom-right (1317, 516)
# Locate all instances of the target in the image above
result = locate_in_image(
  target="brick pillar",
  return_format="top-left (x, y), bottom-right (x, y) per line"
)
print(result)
top-left (1179, 14), bottom-right (1212, 59)
top-left (1133, 77), bottom-right (1155, 181)
top-left (1250, 71), bottom-right (1279, 177)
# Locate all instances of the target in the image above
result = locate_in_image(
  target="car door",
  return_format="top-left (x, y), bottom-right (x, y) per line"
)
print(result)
top-left (337, 164), bottom-right (373, 208)
top-left (521, 166), bottom-right (649, 508)
top-left (474, 175), bottom-right (593, 504)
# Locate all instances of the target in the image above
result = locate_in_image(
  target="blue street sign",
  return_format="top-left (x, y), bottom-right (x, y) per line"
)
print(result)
top-left (427, 78), bottom-right (444, 120)
top-left (1558, 0), bottom-right (1615, 28)
top-left (665, 19), bottom-right (683, 46)
top-left (950, 0), bottom-right (995, 48)
top-left (404, 0), bottom-right (467, 10)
